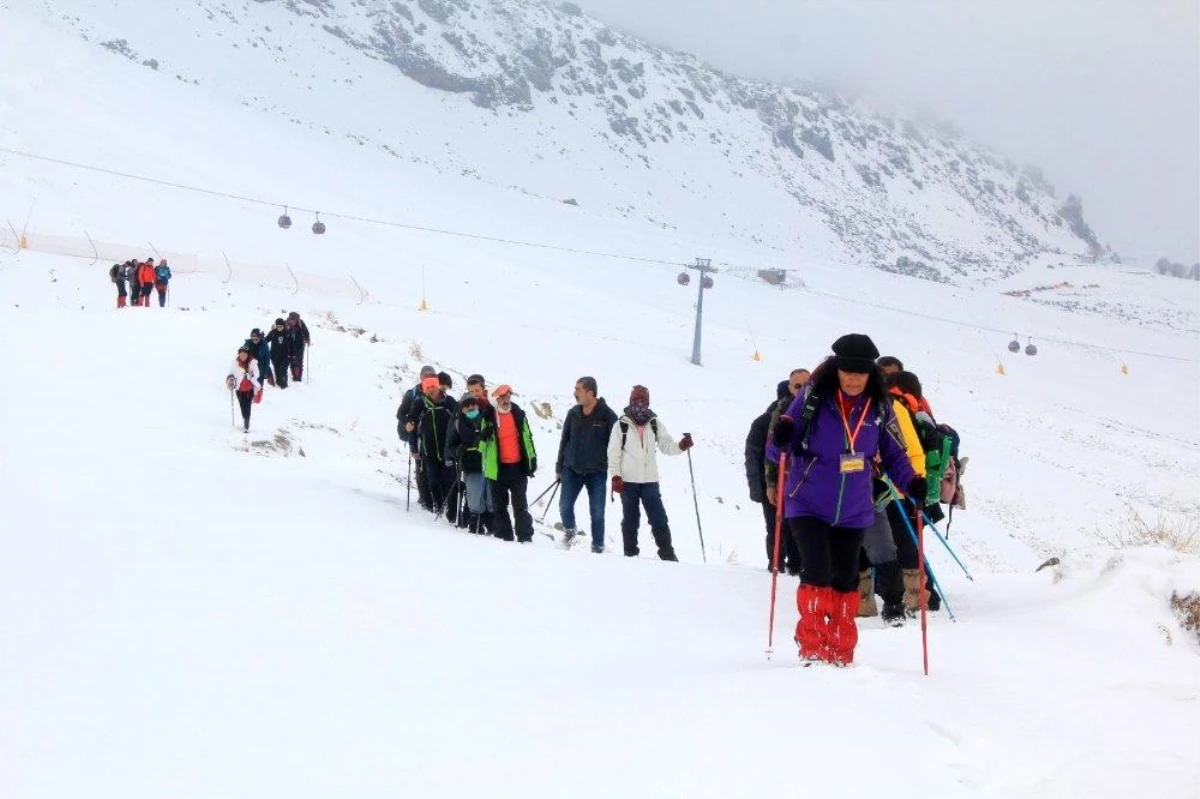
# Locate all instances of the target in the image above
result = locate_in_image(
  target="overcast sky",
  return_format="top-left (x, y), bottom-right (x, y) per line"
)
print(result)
top-left (575, 0), bottom-right (1199, 264)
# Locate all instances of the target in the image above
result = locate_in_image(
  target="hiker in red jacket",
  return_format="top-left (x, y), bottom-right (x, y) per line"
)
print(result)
top-left (136, 259), bottom-right (157, 307)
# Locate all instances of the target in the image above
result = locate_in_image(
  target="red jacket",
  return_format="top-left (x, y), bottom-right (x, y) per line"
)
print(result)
top-left (138, 263), bottom-right (156, 284)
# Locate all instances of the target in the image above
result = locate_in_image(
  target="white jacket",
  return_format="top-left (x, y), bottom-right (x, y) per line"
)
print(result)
top-left (607, 414), bottom-right (683, 484)
top-left (227, 359), bottom-right (261, 393)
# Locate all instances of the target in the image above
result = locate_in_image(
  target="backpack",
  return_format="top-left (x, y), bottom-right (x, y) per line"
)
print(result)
top-left (618, 418), bottom-right (658, 451)
top-left (109, 264), bottom-right (119, 282)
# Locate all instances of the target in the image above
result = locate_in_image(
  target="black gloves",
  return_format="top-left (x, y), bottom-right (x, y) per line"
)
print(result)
top-left (908, 476), bottom-right (929, 503)
top-left (773, 416), bottom-right (795, 448)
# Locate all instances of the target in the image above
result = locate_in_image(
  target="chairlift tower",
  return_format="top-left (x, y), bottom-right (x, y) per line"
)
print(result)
top-left (676, 257), bottom-right (717, 366)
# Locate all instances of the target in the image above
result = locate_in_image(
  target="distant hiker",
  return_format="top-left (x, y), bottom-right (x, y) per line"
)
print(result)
top-left (450, 391), bottom-right (494, 534)
top-left (225, 345), bottom-right (261, 433)
top-left (265, 319), bottom-right (294, 389)
top-left (128, 260), bottom-right (142, 306)
top-left (481, 384), bottom-right (537, 543)
top-left (766, 335), bottom-right (923, 667)
top-left (400, 365), bottom-right (437, 511)
top-left (154, 259), bottom-right (172, 307)
top-left (556, 375), bottom-right (618, 553)
top-left (608, 384), bottom-right (690, 561)
top-left (415, 375), bottom-right (458, 516)
top-left (746, 379), bottom-right (802, 574)
top-left (109, 262), bottom-right (127, 308)
top-left (136, 259), bottom-right (156, 307)
top-left (285, 312), bottom-right (311, 382)
top-left (244, 329), bottom-right (273, 391)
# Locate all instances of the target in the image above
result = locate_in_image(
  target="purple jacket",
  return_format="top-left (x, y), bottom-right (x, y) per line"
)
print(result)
top-left (765, 390), bottom-right (916, 529)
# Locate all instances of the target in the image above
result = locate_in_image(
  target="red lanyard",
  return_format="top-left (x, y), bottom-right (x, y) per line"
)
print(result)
top-left (837, 392), bottom-right (872, 453)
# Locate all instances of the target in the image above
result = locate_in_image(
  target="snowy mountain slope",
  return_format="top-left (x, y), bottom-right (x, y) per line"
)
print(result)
top-left (2, 6), bottom-right (1200, 795)
top-left (18, 0), bottom-right (1098, 282)
top-left (1, 249), bottom-right (1199, 798)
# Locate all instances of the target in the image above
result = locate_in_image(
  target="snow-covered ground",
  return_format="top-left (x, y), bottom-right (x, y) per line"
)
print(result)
top-left (2, 2), bottom-right (1200, 797)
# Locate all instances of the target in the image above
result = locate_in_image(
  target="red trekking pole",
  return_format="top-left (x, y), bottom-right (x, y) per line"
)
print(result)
top-left (766, 454), bottom-right (788, 658)
top-left (916, 505), bottom-right (930, 675)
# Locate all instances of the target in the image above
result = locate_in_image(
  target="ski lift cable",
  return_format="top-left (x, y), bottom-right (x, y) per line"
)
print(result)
top-left (801, 285), bottom-right (1199, 364)
top-left (0, 147), bottom-right (691, 269)
top-left (4, 147), bottom-right (1196, 364)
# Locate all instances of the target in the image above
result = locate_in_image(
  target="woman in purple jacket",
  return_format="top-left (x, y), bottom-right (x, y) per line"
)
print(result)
top-left (767, 334), bottom-right (926, 666)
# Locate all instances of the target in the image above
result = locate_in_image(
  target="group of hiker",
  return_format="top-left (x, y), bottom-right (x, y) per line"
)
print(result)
top-left (397, 371), bottom-right (694, 557)
top-left (224, 313), bottom-right (312, 432)
top-left (746, 334), bottom-right (967, 667)
top-left (221, 317), bottom-right (966, 669)
top-left (109, 258), bottom-right (172, 308)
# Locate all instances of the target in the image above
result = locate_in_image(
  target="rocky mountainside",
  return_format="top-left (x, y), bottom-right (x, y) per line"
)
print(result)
top-left (43, 0), bottom-right (1098, 282)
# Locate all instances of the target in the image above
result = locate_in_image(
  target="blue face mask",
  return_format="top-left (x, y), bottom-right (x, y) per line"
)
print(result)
top-left (464, 409), bottom-right (480, 420)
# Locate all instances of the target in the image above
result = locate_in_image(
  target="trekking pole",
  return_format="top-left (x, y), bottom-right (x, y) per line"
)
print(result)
top-left (890, 497), bottom-right (956, 622)
top-left (766, 454), bottom-right (788, 658)
top-left (538, 480), bottom-right (560, 524)
top-left (306, 347), bottom-right (310, 385)
top-left (530, 479), bottom-right (556, 503)
top-left (916, 508), bottom-right (930, 676)
top-left (229, 388), bottom-right (235, 427)
top-left (685, 444), bottom-right (706, 564)
top-left (921, 512), bottom-right (974, 581)
top-left (405, 453), bottom-right (413, 512)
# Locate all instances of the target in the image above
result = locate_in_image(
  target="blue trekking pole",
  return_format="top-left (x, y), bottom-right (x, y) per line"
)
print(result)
top-left (890, 497), bottom-right (957, 623)
top-left (921, 512), bottom-right (974, 582)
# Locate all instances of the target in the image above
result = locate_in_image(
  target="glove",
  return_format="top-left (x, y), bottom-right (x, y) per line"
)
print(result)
top-left (679, 433), bottom-right (694, 451)
top-left (253, 389), bottom-right (263, 404)
top-left (611, 475), bottom-right (624, 495)
top-left (908, 476), bottom-right (929, 502)
top-left (444, 459), bottom-right (455, 468)
top-left (772, 416), bottom-right (795, 448)
top-left (225, 376), bottom-right (235, 391)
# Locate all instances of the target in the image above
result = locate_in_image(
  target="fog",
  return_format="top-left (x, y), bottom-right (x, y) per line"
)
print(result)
top-left (576, 0), bottom-right (1200, 265)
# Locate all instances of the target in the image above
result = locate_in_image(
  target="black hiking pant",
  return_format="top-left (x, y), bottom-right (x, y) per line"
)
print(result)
top-left (620, 481), bottom-right (677, 560)
top-left (788, 516), bottom-right (865, 593)
top-left (272, 357), bottom-right (289, 389)
top-left (236, 390), bottom-right (253, 428)
top-left (762, 499), bottom-right (801, 573)
top-left (423, 459), bottom-right (456, 513)
top-left (491, 463), bottom-right (533, 542)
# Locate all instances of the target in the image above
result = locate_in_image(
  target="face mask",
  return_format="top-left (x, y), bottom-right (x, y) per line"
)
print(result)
top-left (464, 409), bottom-right (480, 420)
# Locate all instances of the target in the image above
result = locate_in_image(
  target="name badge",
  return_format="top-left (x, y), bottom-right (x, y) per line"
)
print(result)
top-left (840, 453), bottom-right (866, 474)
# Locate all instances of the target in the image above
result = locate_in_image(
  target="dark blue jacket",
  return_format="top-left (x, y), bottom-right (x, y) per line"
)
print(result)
top-left (244, 338), bottom-right (273, 382)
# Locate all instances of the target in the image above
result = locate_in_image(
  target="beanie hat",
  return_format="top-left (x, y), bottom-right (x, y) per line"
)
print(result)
top-left (419, 365), bottom-right (436, 378)
top-left (492, 383), bottom-right (513, 400)
top-left (250, 328), bottom-right (262, 338)
top-left (630, 385), bottom-right (650, 405)
top-left (831, 334), bottom-right (880, 374)
top-left (274, 318), bottom-right (285, 326)
top-left (421, 376), bottom-right (440, 393)
top-left (776, 379), bottom-right (791, 401)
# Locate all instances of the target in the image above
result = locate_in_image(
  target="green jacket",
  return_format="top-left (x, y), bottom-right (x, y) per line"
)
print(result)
top-left (481, 403), bottom-right (537, 479)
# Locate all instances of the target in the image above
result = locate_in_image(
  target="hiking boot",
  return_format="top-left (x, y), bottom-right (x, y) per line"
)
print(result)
top-left (591, 544), bottom-right (604, 554)
top-left (881, 602), bottom-right (907, 627)
top-left (902, 568), bottom-right (930, 614)
top-left (857, 569), bottom-right (878, 617)
top-left (927, 586), bottom-right (942, 612)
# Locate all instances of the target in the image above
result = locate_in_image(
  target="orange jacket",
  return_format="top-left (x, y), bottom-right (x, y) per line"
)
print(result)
top-left (138, 263), bottom-right (156, 284)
